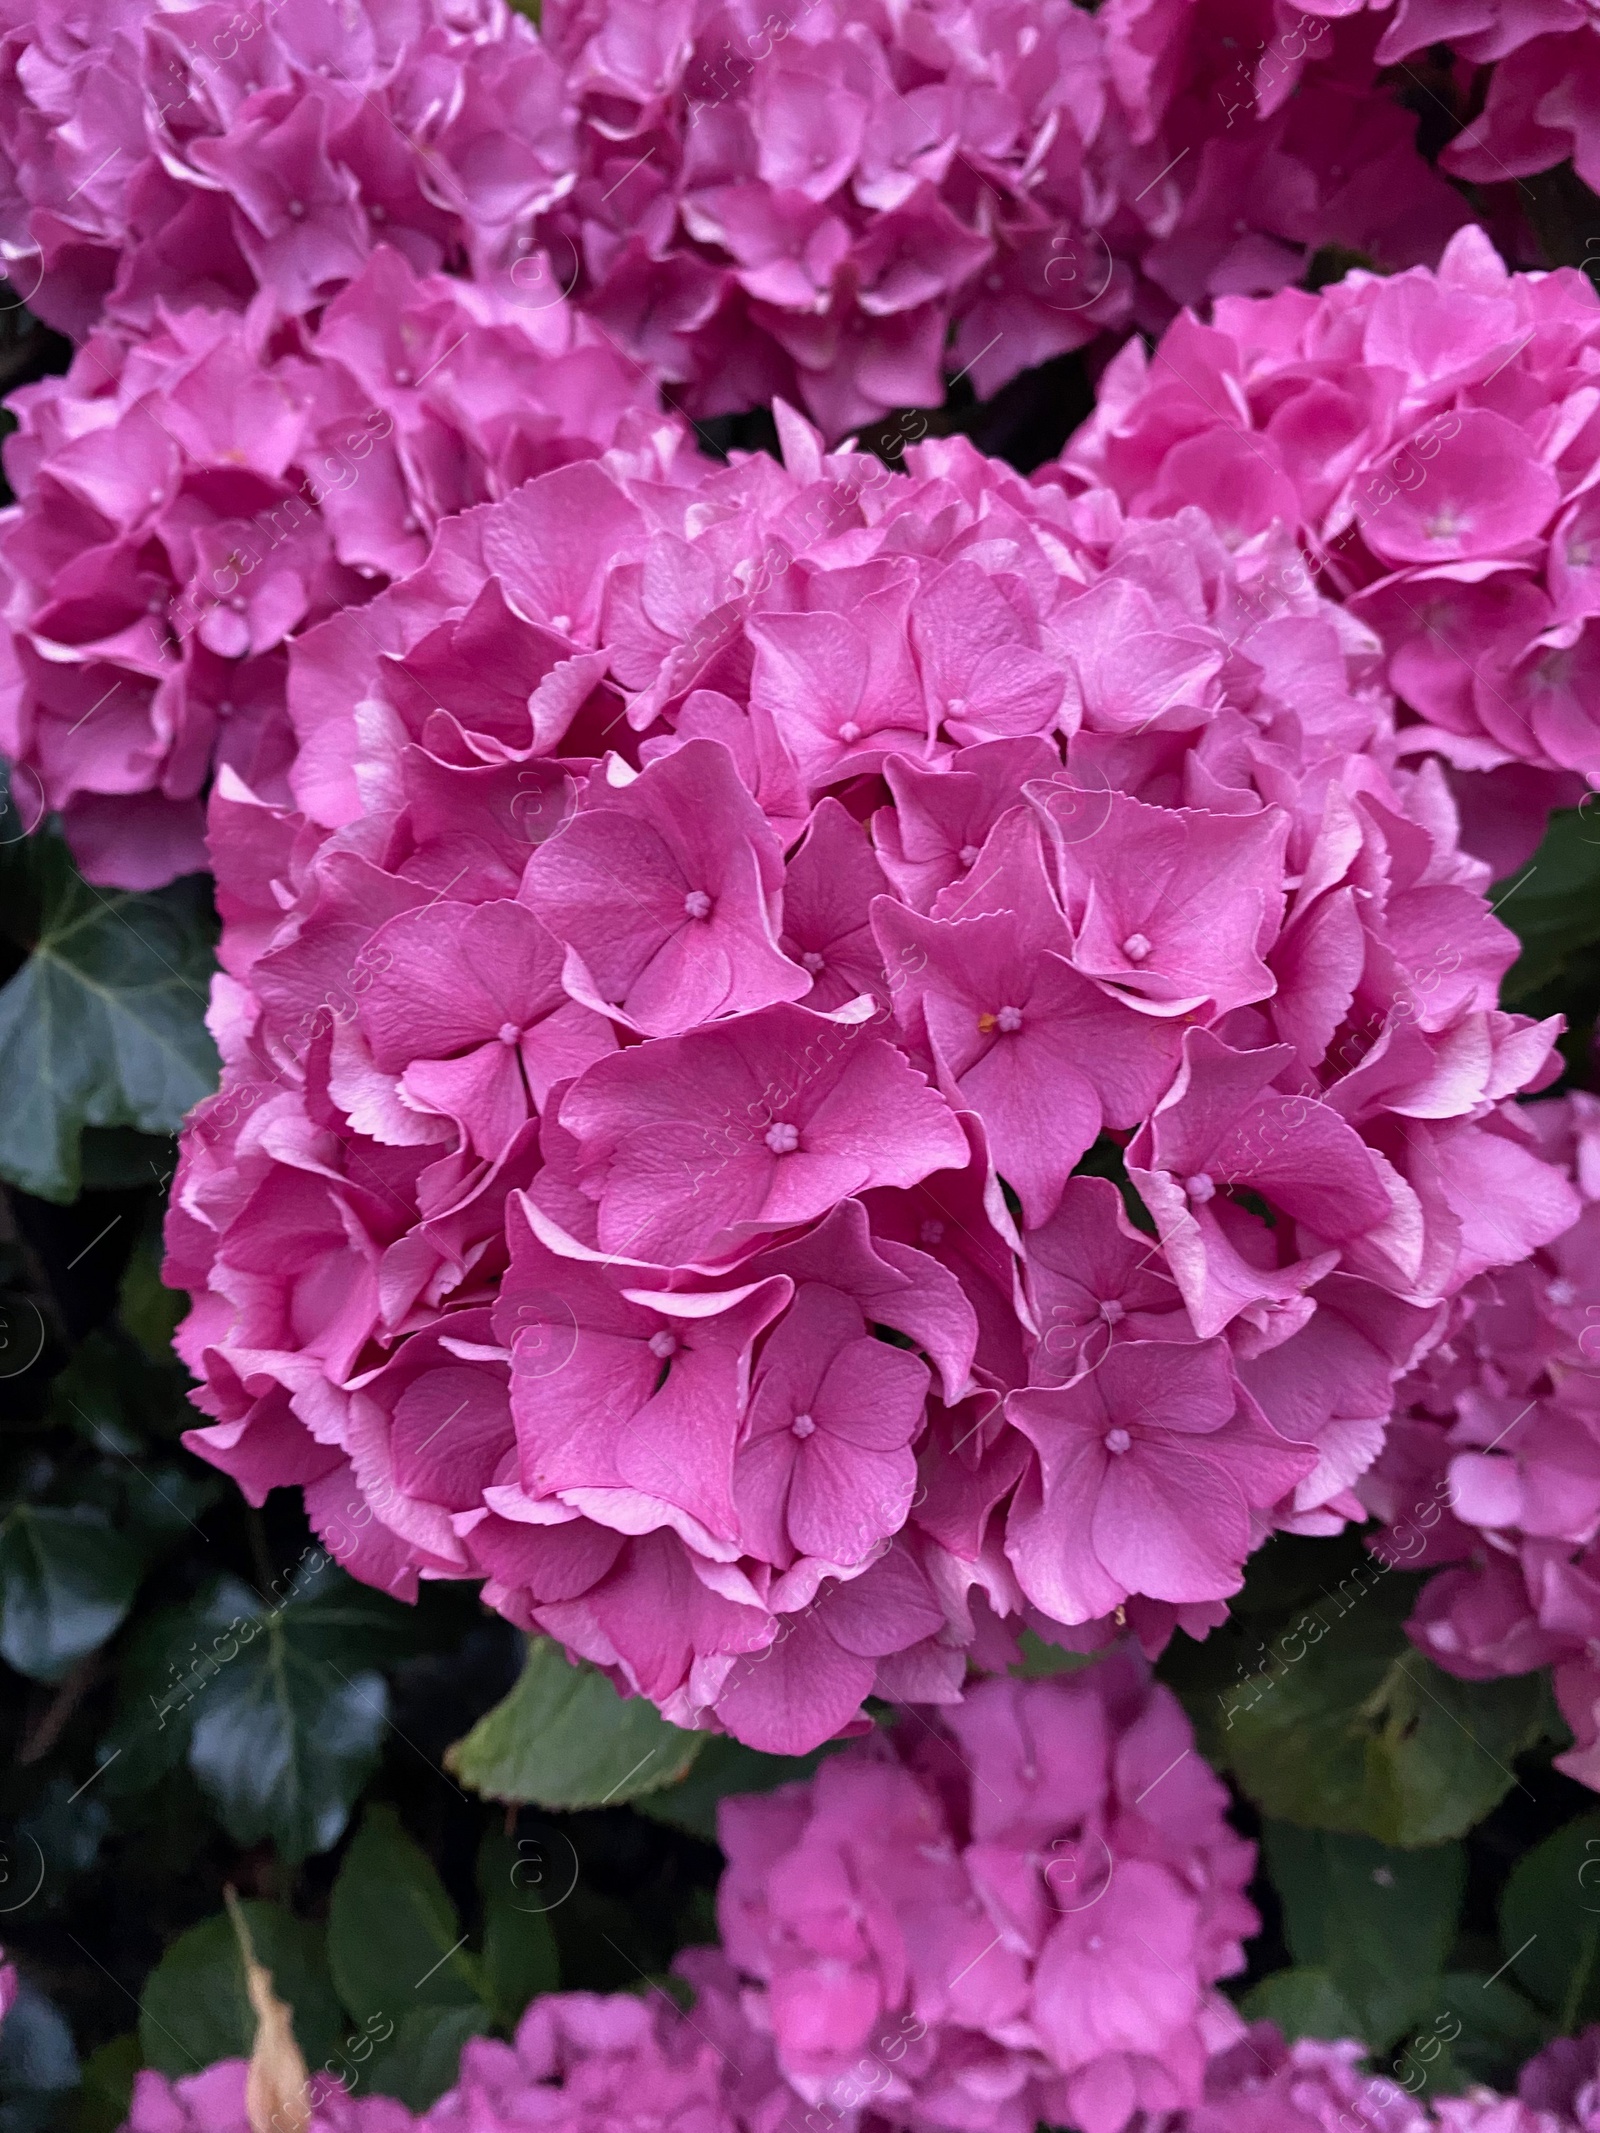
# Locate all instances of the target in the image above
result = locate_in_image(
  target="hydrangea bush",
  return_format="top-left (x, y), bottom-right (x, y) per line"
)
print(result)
top-left (6, 0), bottom-right (1600, 2117)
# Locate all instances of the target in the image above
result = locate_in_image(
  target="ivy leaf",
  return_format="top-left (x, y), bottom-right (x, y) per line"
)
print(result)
top-left (178, 1557), bottom-right (415, 1864)
top-left (1217, 1571), bottom-right (1549, 1844)
top-left (635, 1735), bottom-right (841, 1843)
top-left (1499, 1809), bottom-right (1600, 2028)
top-left (138, 1903), bottom-right (343, 2077)
top-left (445, 1637), bottom-right (702, 1810)
top-left (477, 1830), bottom-right (560, 2030)
top-left (327, 1805), bottom-right (485, 2025)
top-left (1260, 1822), bottom-right (1465, 2046)
top-left (0, 826), bottom-right (217, 1202)
top-left (0, 1504), bottom-right (141, 1682)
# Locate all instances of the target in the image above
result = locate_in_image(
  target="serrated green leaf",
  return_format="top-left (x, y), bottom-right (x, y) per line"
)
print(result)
top-left (1219, 1572), bottom-right (1548, 1844)
top-left (1241, 1968), bottom-right (1364, 2042)
top-left (1261, 1823), bottom-right (1464, 2046)
top-left (138, 1902), bottom-right (343, 2077)
top-left (1500, 1808), bottom-right (1600, 2026)
top-left (477, 1830), bottom-right (560, 2028)
top-left (0, 828), bottom-right (217, 1201)
top-left (446, 1637), bottom-right (702, 1809)
top-left (0, 1503), bottom-right (141, 1681)
top-left (635, 1735), bottom-right (839, 1843)
top-left (328, 1805), bottom-right (484, 2026)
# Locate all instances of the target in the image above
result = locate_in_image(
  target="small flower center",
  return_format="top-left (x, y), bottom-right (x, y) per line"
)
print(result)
top-left (1104, 1427), bottom-right (1132, 1454)
top-left (550, 613), bottom-right (572, 633)
top-left (1099, 1298), bottom-right (1125, 1325)
top-left (947, 695), bottom-right (966, 716)
top-left (1122, 933), bottom-right (1152, 962)
top-left (393, 366), bottom-right (412, 386)
top-left (959, 843), bottom-right (981, 867)
top-left (287, 198), bottom-right (305, 218)
top-left (766, 1121), bottom-right (800, 1155)
top-left (791, 1412), bottom-right (817, 1439)
top-left (1548, 1278), bottom-right (1578, 1307)
top-left (647, 1330), bottom-right (679, 1359)
top-left (838, 720), bottom-right (861, 744)
top-left (1184, 1172), bottom-right (1216, 1203)
top-left (920, 1218), bottom-right (945, 1246)
top-left (996, 1004), bottom-right (1023, 1033)
top-left (802, 949), bottom-right (826, 973)
top-left (497, 1021), bottom-right (521, 1046)
top-left (683, 889), bottom-right (713, 920)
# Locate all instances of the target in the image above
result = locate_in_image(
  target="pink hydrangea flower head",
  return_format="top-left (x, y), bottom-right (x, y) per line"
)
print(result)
top-left (1366, 1093), bottom-right (1600, 1792)
top-left (712, 1661), bottom-right (1256, 2133)
top-left (530, 0), bottom-right (1468, 438)
top-left (0, 248), bottom-right (668, 886)
top-left (1057, 229), bottom-right (1600, 855)
top-left (168, 410), bottom-right (1572, 1749)
top-left (0, 0), bottom-right (574, 338)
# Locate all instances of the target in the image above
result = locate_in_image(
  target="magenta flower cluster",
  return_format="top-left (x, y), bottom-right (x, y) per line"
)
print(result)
top-left (165, 408), bottom-right (1576, 1753)
top-left (0, 0), bottom-right (570, 341)
top-left (1362, 1091), bottom-right (1600, 1791)
top-left (713, 1665), bottom-right (1257, 2133)
top-left (108, 2017), bottom-right (1600, 2133)
top-left (0, 248), bottom-right (662, 886)
top-left (1318, 0), bottom-right (1600, 199)
top-left (533, 0), bottom-right (1470, 438)
top-left (121, 1990), bottom-right (742, 2133)
top-left (1059, 228), bottom-right (1600, 863)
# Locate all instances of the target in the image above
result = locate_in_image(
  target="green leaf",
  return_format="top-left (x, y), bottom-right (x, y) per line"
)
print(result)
top-left (477, 1830), bottom-right (560, 2029)
top-left (328, 1805), bottom-right (485, 2025)
top-left (1241, 1968), bottom-right (1364, 2042)
top-left (65, 2035), bottom-right (142, 2133)
top-left (138, 1902), bottom-right (344, 2076)
top-left (446, 1637), bottom-right (703, 1809)
top-left (0, 827), bottom-right (217, 1201)
top-left (1496, 809), bottom-right (1600, 1003)
top-left (0, 1504), bottom-right (141, 1681)
top-left (1499, 1808), bottom-right (1600, 2026)
top-left (1218, 1571), bottom-right (1548, 1844)
top-left (365, 2009), bottom-right (492, 2112)
top-left (179, 1556), bottom-right (415, 1864)
top-left (1260, 1823), bottom-right (1465, 2046)
top-left (635, 1735), bottom-right (840, 1843)
top-left (1010, 1629), bottom-right (1102, 1679)
top-left (1429, 1976), bottom-right (1548, 2094)
top-left (117, 1226), bottom-right (186, 1362)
